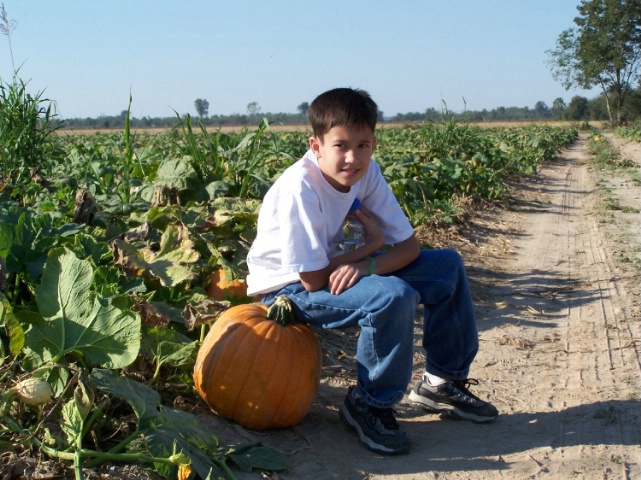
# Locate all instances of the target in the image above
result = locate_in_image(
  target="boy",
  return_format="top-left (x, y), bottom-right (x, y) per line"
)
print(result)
top-left (246, 87), bottom-right (497, 455)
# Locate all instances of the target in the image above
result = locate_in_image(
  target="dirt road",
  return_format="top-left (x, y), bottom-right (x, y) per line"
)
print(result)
top-left (217, 134), bottom-right (640, 479)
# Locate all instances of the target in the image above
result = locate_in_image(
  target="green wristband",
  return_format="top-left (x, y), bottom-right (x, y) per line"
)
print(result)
top-left (366, 256), bottom-right (376, 276)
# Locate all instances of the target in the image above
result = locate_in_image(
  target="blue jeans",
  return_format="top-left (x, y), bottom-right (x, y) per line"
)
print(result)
top-left (261, 249), bottom-right (479, 408)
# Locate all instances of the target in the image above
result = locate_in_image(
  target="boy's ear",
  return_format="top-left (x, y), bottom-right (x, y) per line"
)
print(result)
top-left (309, 135), bottom-right (321, 156)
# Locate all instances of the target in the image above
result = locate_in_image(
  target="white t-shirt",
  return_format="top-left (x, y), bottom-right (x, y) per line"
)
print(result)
top-left (246, 149), bottom-right (415, 295)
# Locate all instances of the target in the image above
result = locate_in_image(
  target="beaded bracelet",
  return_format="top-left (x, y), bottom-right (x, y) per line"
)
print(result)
top-left (365, 256), bottom-right (376, 276)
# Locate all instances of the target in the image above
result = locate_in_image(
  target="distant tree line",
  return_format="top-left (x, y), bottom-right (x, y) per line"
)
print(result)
top-left (58, 101), bottom-right (312, 130)
top-left (391, 90), bottom-right (640, 124)
top-left (57, 88), bottom-right (639, 131)
top-left (57, 110), bottom-right (310, 130)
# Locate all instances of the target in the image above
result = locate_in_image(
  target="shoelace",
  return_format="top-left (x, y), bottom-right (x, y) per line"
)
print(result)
top-left (451, 378), bottom-right (482, 401)
top-left (370, 407), bottom-right (400, 430)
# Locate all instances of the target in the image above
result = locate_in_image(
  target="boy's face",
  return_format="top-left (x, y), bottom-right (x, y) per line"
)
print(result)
top-left (309, 125), bottom-right (376, 193)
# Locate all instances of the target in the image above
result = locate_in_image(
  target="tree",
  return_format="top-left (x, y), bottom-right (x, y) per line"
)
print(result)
top-left (194, 98), bottom-right (209, 118)
top-left (588, 95), bottom-right (610, 120)
top-left (425, 107), bottom-right (441, 121)
top-left (297, 102), bottom-right (309, 115)
top-left (246, 101), bottom-right (261, 119)
top-left (534, 101), bottom-right (550, 119)
top-left (550, 98), bottom-right (567, 119)
top-left (547, 0), bottom-right (641, 126)
top-left (564, 95), bottom-right (590, 121)
top-left (620, 84), bottom-right (641, 122)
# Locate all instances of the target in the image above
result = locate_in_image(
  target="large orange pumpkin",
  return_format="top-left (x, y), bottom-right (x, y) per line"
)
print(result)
top-left (193, 295), bottom-right (322, 430)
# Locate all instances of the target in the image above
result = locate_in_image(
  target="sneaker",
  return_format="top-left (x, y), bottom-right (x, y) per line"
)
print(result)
top-left (409, 377), bottom-right (498, 423)
top-left (339, 387), bottom-right (410, 455)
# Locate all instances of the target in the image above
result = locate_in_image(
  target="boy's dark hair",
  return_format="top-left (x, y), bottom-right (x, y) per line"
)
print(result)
top-left (308, 88), bottom-right (378, 139)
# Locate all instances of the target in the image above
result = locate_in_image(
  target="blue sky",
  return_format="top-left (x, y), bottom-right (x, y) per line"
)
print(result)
top-left (1, 1), bottom-right (600, 120)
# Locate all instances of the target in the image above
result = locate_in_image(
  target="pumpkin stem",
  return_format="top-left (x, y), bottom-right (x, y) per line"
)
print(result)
top-left (266, 295), bottom-right (299, 326)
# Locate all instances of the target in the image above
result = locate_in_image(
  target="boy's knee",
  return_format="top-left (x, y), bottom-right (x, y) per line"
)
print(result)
top-left (430, 248), bottom-right (466, 272)
top-left (375, 276), bottom-right (420, 305)
top-left (441, 248), bottom-right (463, 263)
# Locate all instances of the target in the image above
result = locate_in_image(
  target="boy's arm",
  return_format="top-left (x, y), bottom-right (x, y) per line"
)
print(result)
top-left (299, 206), bottom-right (385, 292)
top-left (362, 234), bottom-right (421, 275)
top-left (299, 233), bottom-right (421, 295)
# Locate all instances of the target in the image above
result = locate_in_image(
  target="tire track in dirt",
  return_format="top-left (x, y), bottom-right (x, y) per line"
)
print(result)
top-left (464, 135), bottom-right (641, 479)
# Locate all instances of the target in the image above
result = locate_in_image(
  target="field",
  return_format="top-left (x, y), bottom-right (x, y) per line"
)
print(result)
top-left (56, 120), bottom-right (588, 137)
top-left (1, 121), bottom-right (639, 479)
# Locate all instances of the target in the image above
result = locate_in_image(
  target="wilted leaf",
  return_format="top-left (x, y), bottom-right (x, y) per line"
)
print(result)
top-left (112, 222), bottom-right (200, 288)
top-left (122, 221), bottom-right (154, 243)
top-left (152, 222), bottom-right (199, 265)
top-left (182, 299), bottom-right (230, 331)
top-left (133, 295), bottom-right (171, 327)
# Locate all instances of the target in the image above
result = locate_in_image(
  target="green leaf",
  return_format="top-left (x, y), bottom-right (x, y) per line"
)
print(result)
top-left (67, 232), bottom-right (113, 266)
top-left (3, 297), bottom-right (26, 357)
top-left (138, 157), bottom-right (208, 203)
top-left (140, 327), bottom-right (198, 384)
top-left (144, 415), bottom-right (225, 480)
top-left (89, 369), bottom-right (161, 426)
top-left (227, 443), bottom-right (288, 473)
top-left (61, 397), bottom-right (84, 446)
top-left (156, 340), bottom-right (199, 369)
top-left (154, 158), bottom-right (199, 190)
top-left (20, 247), bottom-right (140, 369)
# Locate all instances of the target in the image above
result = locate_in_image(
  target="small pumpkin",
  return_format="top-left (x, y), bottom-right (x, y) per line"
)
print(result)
top-left (193, 295), bottom-right (322, 430)
top-left (205, 268), bottom-right (248, 300)
top-left (10, 377), bottom-right (53, 406)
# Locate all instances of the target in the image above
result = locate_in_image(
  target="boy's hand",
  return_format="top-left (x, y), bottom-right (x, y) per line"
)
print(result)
top-left (328, 260), bottom-right (371, 295)
top-left (326, 207), bottom-right (383, 294)
top-left (301, 206), bottom-right (396, 294)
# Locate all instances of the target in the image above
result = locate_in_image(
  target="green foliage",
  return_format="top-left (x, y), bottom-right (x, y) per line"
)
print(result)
top-left (565, 95), bottom-right (591, 121)
top-left (615, 125), bottom-right (641, 142)
top-left (0, 207), bottom-right (85, 306)
top-left (0, 75), bottom-right (60, 200)
top-left (171, 115), bottom-right (285, 200)
top-left (587, 132), bottom-right (638, 172)
top-left (375, 122), bottom-right (577, 224)
top-left (15, 248), bottom-right (141, 392)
